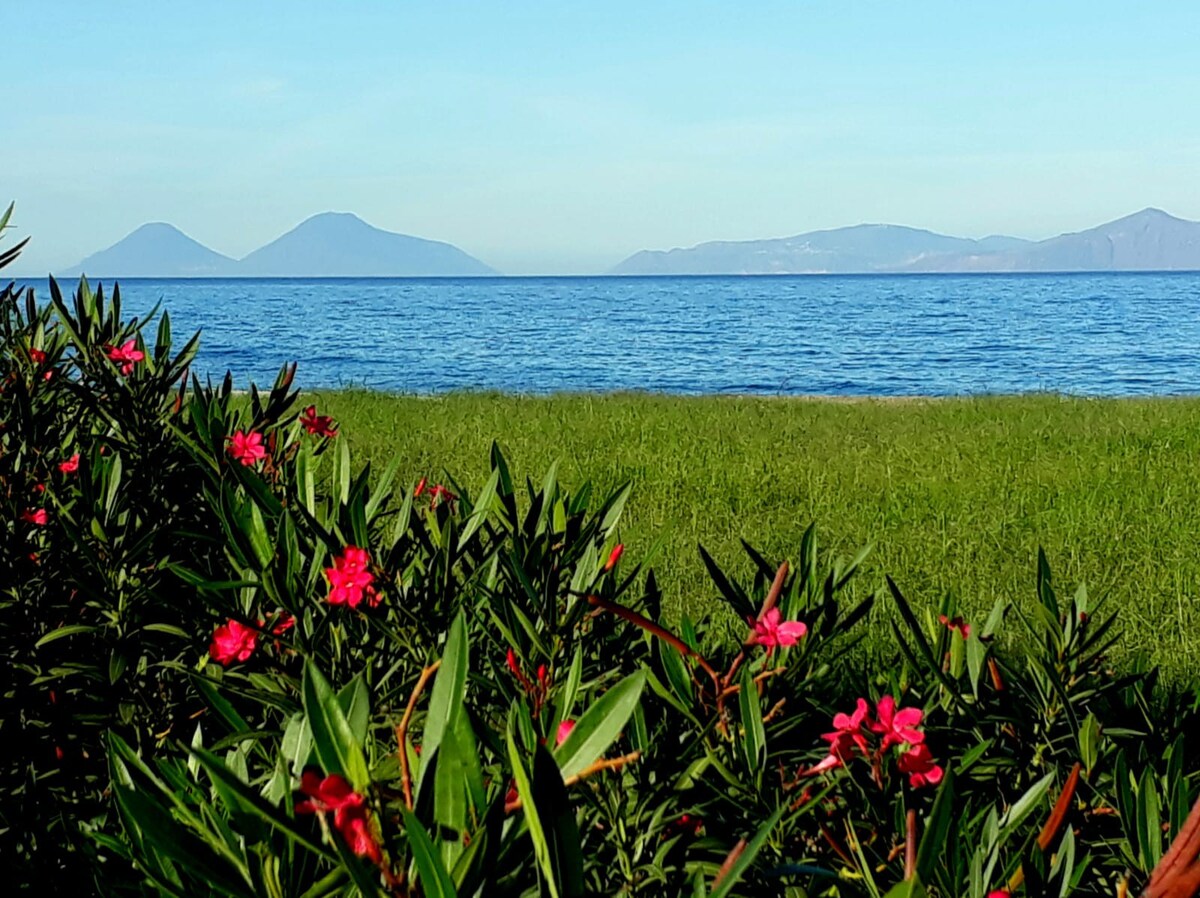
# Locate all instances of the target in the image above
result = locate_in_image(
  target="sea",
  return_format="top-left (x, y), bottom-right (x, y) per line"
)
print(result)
top-left (12, 272), bottom-right (1200, 396)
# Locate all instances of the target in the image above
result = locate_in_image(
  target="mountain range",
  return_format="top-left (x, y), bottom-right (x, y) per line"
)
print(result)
top-left (609, 208), bottom-right (1200, 275)
top-left (62, 212), bottom-right (496, 278)
top-left (59, 207), bottom-right (1200, 277)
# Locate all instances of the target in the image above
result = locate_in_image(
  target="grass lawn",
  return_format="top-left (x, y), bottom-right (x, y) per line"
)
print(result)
top-left (312, 390), bottom-right (1200, 680)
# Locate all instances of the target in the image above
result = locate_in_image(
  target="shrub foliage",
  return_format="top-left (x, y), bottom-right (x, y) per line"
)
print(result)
top-left (3, 212), bottom-right (1200, 897)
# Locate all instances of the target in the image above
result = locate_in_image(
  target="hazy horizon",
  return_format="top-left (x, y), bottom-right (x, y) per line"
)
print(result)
top-left (7, 2), bottom-right (1200, 275)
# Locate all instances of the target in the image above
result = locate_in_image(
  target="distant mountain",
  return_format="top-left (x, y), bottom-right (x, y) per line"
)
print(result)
top-left (63, 213), bottom-right (496, 278)
top-left (62, 223), bottom-right (237, 278)
top-left (236, 212), bottom-right (495, 277)
top-left (610, 209), bottom-right (1200, 275)
top-left (611, 225), bottom-right (1033, 275)
top-left (909, 208), bottom-right (1200, 272)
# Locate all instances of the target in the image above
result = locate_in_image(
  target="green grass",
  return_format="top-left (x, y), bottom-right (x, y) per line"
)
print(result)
top-left (313, 390), bottom-right (1200, 679)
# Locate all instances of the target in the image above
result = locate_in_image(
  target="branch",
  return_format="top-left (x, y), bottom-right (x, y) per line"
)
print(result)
top-left (712, 838), bottom-right (748, 890)
top-left (586, 594), bottom-right (720, 691)
top-left (395, 660), bottom-right (441, 811)
top-left (505, 750), bottom-right (642, 813)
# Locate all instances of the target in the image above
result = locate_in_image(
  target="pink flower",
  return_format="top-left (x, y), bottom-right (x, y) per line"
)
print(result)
top-left (938, 614), bottom-right (971, 639)
top-left (822, 697), bottom-right (873, 759)
top-left (106, 339), bottom-right (145, 375)
top-left (897, 743), bottom-right (944, 788)
top-left (29, 347), bottom-right (47, 365)
top-left (803, 698), bottom-right (873, 776)
top-left (227, 430), bottom-right (266, 466)
top-left (556, 720), bottom-right (575, 746)
top-left (210, 619), bottom-right (258, 665)
top-left (605, 543), bottom-right (624, 571)
top-left (58, 454), bottom-right (80, 474)
top-left (300, 405), bottom-right (338, 438)
top-left (747, 607), bottom-right (807, 655)
top-left (324, 546), bottom-right (379, 608)
top-left (21, 508), bottom-right (48, 526)
top-left (869, 696), bottom-right (925, 749)
top-left (295, 771), bottom-right (381, 863)
top-left (987, 892), bottom-right (1011, 898)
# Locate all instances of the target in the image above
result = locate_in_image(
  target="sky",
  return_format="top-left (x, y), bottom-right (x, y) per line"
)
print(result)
top-left (5, 2), bottom-right (1200, 275)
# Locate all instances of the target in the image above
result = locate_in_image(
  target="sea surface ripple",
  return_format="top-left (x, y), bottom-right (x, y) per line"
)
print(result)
top-left (14, 273), bottom-right (1200, 396)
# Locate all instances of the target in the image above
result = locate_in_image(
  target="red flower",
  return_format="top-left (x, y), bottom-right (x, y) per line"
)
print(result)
top-left (671, 814), bottom-right (704, 836)
top-left (272, 613), bottom-right (295, 635)
top-left (428, 483), bottom-right (456, 507)
top-left (325, 545), bottom-right (379, 608)
top-left (295, 771), bottom-right (381, 863)
top-left (58, 454), bottom-right (80, 474)
top-left (227, 429), bottom-right (266, 466)
top-left (300, 405), bottom-right (338, 438)
top-left (604, 543), bottom-right (624, 571)
top-left (897, 743), bottom-right (944, 788)
top-left (505, 647), bottom-right (535, 693)
top-left (938, 614), bottom-right (971, 639)
top-left (210, 619), bottom-right (259, 665)
top-left (33, 483), bottom-right (45, 493)
top-left (106, 339), bottom-right (145, 375)
top-left (29, 347), bottom-right (47, 365)
top-left (414, 477), bottom-right (427, 497)
top-left (747, 607), bottom-right (807, 655)
top-left (869, 696), bottom-right (925, 749)
top-left (21, 508), bottom-right (48, 526)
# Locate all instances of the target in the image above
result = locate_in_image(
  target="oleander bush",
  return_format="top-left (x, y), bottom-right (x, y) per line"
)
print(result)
top-left (5, 210), bottom-right (1200, 898)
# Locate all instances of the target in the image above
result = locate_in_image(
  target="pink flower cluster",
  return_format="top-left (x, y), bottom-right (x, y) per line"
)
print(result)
top-left (325, 546), bottom-right (378, 608)
top-left (805, 695), bottom-right (943, 789)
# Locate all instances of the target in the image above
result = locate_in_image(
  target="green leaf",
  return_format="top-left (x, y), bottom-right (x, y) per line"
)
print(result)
top-left (507, 720), bottom-right (559, 898)
top-left (738, 666), bottom-right (765, 776)
top-left (554, 670), bottom-right (646, 781)
top-left (1078, 713), bottom-right (1100, 776)
top-left (35, 624), bottom-right (97, 647)
top-left (532, 743), bottom-right (585, 898)
top-left (880, 879), bottom-right (927, 898)
top-left (915, 767), bottom-right (955, 882)
top-left (301, 661), bottom-right (370, 790)
top-left (1000, 772), bottom-right (1055, 844)
top-left (418, 611), bottom-right (469, 792)
top-left (708, 804), bottom-right (786, 898)
top-left (458, 467), bottom-right (499, 547)
top-left (187, 745), bottom-right (334, 859)
top-left (403, 810), bottom-right (458, 898)
top-left (1138, 767), bottom-right (1162, 870)
top-left (336, 675), bottom-right (371, 748)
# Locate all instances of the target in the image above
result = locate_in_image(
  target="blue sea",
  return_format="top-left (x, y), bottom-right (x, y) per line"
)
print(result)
top-left (13, 273), bottom-right (1200, 396)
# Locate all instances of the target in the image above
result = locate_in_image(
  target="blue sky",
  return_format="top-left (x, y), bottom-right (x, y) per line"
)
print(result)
top-left (6, 2), bottom-right (1200, 274)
